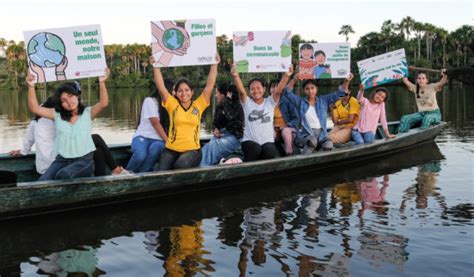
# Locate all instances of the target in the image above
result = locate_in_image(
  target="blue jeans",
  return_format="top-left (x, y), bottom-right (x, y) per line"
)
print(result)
top-left (351, 130), bottom-right (375, 145)
top-left (200, 131), bottom-right (241, 167)
top-left (38, 153), bottom-right (94, 181)
top-left (126, 136), bottom-right (165, 173)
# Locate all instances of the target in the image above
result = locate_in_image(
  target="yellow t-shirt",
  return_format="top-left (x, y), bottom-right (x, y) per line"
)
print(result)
top-left (163, 94), bottom-right (209, 152)
top-left (273, 106), bottom-right (287, 128)
top-left (332, 97), bottom-right (360, 128)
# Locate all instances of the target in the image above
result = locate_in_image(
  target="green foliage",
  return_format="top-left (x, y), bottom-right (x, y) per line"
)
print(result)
top-left (0, 21), bottom-right (472, 89)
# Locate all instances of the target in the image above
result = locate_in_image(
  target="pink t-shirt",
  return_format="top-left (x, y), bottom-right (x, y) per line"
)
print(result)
top-left (353, 91), bottom-right (388, 133)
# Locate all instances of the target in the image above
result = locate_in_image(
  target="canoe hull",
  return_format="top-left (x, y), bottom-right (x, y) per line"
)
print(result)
top-left (0, 122), bottom-right (446, 219)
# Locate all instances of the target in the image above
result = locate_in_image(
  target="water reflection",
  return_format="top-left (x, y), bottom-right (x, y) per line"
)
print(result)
top-left (33, 246), bottom-right (103, 277)
top-left (401, 162), bottom-right (445, 210)
top-left (1, 142), bottom-right (462, 276)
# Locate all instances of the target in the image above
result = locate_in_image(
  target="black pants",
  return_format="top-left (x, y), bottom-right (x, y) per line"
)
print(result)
top-left (0, 170), bottom-right (16, 187)
top-left (92, 134), bottom-right (118, 176)
top-left (241, 141), bottom-right (279, 162)
top-left (158, 148), bottom-right (202, 170)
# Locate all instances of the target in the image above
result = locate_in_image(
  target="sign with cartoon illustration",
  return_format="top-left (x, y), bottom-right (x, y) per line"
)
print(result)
top-left (357, 48), bottom-right (408, 88)
top-left (233, 31), bottom-right (292, 73)
top-left (151, 19), bottom-right (216, 67)
top-left (24, 24), bottom-right (106, 83)
top-left (298, 43), bottom-right (350, 79)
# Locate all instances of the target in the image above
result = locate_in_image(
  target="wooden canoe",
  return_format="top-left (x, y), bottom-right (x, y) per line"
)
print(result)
top-left (0, 122), bottom-right (446, 220)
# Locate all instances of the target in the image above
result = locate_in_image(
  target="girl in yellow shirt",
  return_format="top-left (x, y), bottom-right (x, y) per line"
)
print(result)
top-left (152, 55), bottom-right (220, 170)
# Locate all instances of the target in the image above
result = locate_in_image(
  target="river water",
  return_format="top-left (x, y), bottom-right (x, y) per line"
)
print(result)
top-left (0, 84), bottom-right (473, 276)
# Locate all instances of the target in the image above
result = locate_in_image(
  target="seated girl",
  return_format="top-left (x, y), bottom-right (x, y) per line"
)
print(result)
top-left (152, 55), bottom-right (220, 170)
top-left (351, 85), bottom-right (395, 144)
top-left (126, 86), bottom-right (168, 173)
top-left (27, 68), bottom-right (111, 180)
top-left (398, 70), bottom-right (448, 132)
top-left (327, 74), bottom-right (360, 145)
top-left (230, 65), bottom-right (293, 161)
top-left (200, 83), bottom-right (244, 167)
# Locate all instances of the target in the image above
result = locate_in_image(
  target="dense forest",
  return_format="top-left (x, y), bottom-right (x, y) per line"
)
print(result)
top-left (0, 17), bottom-right (472, 90)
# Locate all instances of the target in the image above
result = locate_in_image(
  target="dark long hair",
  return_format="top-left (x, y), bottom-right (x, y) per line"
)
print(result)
top-left (34, 96), bottom-right (56, 121)
top-left (53, 82), bottom-right (85, 122)
top-left (136, 82), bottom-right (172, 133)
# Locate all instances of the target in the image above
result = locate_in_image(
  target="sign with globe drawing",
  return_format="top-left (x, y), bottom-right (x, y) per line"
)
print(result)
top-left (151, 19), bottom-right (216, 67)
top-left (24, 24), bottom-right (106, 83)
top-left (233, 30), bottom-right (292, 73)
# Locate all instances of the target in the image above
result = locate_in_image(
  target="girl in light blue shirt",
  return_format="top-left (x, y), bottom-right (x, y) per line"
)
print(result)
top-left (27, 68), bottom-right (110, 181)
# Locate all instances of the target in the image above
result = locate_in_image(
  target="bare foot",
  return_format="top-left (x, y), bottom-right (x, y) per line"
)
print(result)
top-left (112, 166), bottom-right (124, 175)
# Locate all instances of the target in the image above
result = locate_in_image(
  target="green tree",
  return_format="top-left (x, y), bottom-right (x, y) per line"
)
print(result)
top-left (339, 25), bottom-right (355, 42)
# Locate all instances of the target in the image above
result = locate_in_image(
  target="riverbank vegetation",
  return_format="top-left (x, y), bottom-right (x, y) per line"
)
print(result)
top-left (0, 18), bottom-right (472, 90)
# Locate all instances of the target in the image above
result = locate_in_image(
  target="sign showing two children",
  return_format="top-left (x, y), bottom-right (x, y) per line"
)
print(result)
top-left (151, 19), bottom-right (217, 67)
top-left (233, 30), bottom-right (292, 73)
top-left (24, 24), bottom-right (106, 83)
top-left (298, 43), bottom-right (350, 79)
top-left (357, 48), bottom-right (408, 88)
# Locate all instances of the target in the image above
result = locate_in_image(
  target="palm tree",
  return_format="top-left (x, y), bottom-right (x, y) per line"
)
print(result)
top-left (6, 42), bottom-right (26, 90)
top-left (379, 20), bottom-right (396, 52)
top-left (413, 22), bottom-right (425, 60)
top-left (339, 25), bottom-right (355, 42)
top-left (451, 25), bottom-right (473, 66)
top-left (435, 28), bottom-right (449, 67)
top-left (397, 16), bottom-right (415, 40)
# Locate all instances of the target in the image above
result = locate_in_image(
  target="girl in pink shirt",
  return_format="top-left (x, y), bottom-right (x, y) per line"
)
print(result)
top-left (351, 85), bottom-right (395, 144)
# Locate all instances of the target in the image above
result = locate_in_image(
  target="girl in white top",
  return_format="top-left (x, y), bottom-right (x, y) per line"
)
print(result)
top-left (231, 65), bottom-right (293, 161)
top-left (8, 97), bottom-right (56, 174)
top-left (126, 86), bottom-right (168, 173)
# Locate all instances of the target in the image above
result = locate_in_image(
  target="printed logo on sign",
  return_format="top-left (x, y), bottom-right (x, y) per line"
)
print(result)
top-left (248, 110), bottom-right (270, 123)
top-left (198, 56), bottom-right (213, 63)
top-left (75, 72), bottom-right (80, 76)
top-left (338, 69), bottom-right (347, 75)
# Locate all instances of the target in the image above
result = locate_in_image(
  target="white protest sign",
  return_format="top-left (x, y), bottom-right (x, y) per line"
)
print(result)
top-left (24, 24), bottom-right (106, 83)
top-left (233, 30), bottom-right (292, 73)
top-left (357, 48), bottom-right (408, 88)
top-left (151, 19), bottom-right (216, 67)
top-left (298, 43), bottom-right (350, 79)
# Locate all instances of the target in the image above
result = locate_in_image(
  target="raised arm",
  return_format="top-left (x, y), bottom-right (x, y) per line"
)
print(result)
top-left (402, 77), bottom-right (416, 93)
top-left (201, 54), bottom-right (220, 104)
top-left (402, 77), bottom-right (414, 87)
top-left (26, 75), bottom-right (54, 120)
top-left (230, 64), bottom-right (248, 103)
top-left (151, 56), bottom-right (171, 104)
top-left (357, 83), bottom-right (365, 104)
top-left (434, 69), bottom-right (448, 91)
top-left (286, 72), bottom-right (300, 91)
top-left (91, 68), bottom-right (110, 119)
top-left (342, 73), bottom-right (354, 93)
top-left (272, 65), bottom-right (294, 102)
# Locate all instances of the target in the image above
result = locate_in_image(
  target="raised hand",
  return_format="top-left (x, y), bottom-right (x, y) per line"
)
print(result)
top-left (230, 64), bottom-right (238, 78)
top-left (26, 73), bottom-right (36, 88)
top-left (346, 73), bottom-right (354, 81)
top-left (29, 62), bottom-right (45, 83)
top-left (286, 64), bottom-right (294, 77)
top-left (99, 67), bottom-right (110, 82)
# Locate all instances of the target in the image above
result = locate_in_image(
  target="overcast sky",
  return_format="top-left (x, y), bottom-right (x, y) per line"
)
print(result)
top-left (1, 0), bottom-right (472, 46)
